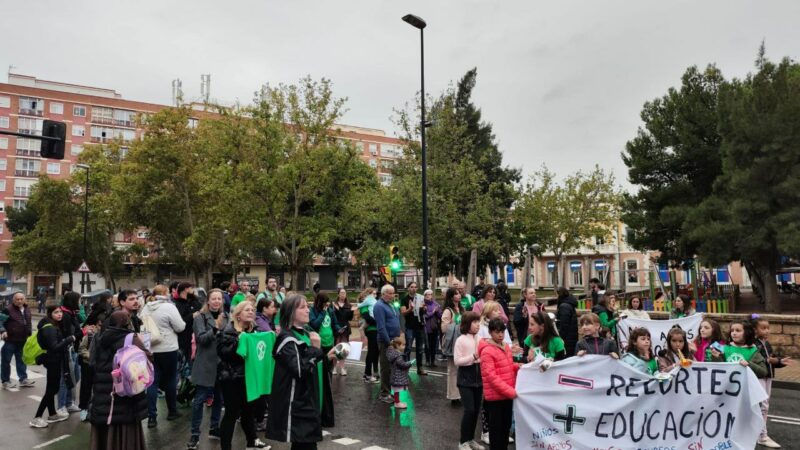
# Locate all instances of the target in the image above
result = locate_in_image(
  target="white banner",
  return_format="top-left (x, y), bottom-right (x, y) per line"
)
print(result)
top-left (618, 315), bottom-right (704, 356)
top-left (514, 356), bottom-right (766, 450)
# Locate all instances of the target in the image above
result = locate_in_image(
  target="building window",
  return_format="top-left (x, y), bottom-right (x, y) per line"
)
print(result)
top-left (18, 117), bottom-right (43, 134)
top-left (14, 179), bottom-right (35, 197)
top-left (92, 107), bottom-right (113, 123)
top-left (13, 199), bottom-right (27, 210)
top-left (0, 180), bottom-right (5, 191)
top-left (16, 138), bottom-right (40, 156)
top-left (569, 261), bottom-right (583, 286)
top-left (0, 117), bottom-right (8, 128)
top-left (0, 96), bottom-right (10, 108)
top-left (0, 159), bottom-right (6, 171)
top-left (50, 102), bottom-right (64, 115)
top-left (595, 236), bottom-right (605, 246)
top-left (355, 142), bottom-right (364, 152)
top-left (19, 97), bottom-right (44, 115)
top-left (0, 138), bottom-right (7, 149)
top-left (46, 162), bottom-right (61, 175)
top-left (73, 105), bottom-right (86, 117)
top-left (141, 248), bottom-right (150, 258)
top-left (187, 118), bottom-right (198, 129)
top-left (626, 260), bottom-right (639, 284)
top-left (15, 158), bottom-right (40, 175)
top-left (368, 158), bottom-right (377, 168)
top-left (0, 201), bottom-right (4, 212)
top-left (369, 143), bottom-right (378, 155)
top-left (136, 230), bottom-right (149, 239)
top-left (72, 125), bottom-right (85, 137)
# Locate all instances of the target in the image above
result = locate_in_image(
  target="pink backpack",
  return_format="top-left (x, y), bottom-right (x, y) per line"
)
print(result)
top-left (108, 333), bottom-right (154, 424)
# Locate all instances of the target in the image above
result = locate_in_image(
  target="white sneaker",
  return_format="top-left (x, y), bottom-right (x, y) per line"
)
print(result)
top-left (2, 381), bottom-right (17, 389)
top-left (468, 441), bottom-right (485, 450)
top-left (29, 418), bottom-right (48, 428)
top-left (508, 435), bottom-right (515, 444)
top-left (459, 443), bottom-right (472, 450)
top-left (66, 404), bottom-right (81, 413)
top-left (341, 367), bottom-right (348, 376)
top-left (18, 379), bottom-right (35, 387)
top-left (758, 436), bottom-right (781, 448)
top-left (245, 438), bottom-right (271, 450)
top-left (56, 407), bottom-right (68, 416)
top-left (47, 411), bottom-right (69, 423)
top-left (481, 432), bottom-right (490, 445)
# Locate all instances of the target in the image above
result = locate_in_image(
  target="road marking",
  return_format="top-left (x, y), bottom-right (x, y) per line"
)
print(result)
top-left (332, 437), bottom-right (361, 445)
top-left (32, 434), bottom-right (70, 448)
top-left (361, 446), bottom-right (391, 450)
top-left (323, 430), bottom-right (331, 436)
top-left (28, 395), bottom-right (42, 402)
top-left (770, 419), bottom-right (800, 426)
top-left (768, 414), bottom-right (800, 422)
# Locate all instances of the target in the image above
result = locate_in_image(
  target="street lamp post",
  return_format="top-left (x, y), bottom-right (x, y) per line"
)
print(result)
top-left (524, 244), bottom-right (540, 290)
top-left (77, 163), bottom-right (90, 294)
top-left (402, 13), bottom-right (430, 289)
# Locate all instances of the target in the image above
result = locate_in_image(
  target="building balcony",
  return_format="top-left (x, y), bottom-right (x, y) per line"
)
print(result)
top-left (15, 169), bottom-right (39, 177)
top-left (13, 190), bottom-right (30, 198)
top-left (15, 149), bottom-right (40, 157)
top-left (91, 117), bottom-right (115, 125)
top-left (114, 119), bottom-right (136, 128)
top-left (18, 108), bottom-right (43, 117)
top-left (17, 129), bottom-right (41, 136)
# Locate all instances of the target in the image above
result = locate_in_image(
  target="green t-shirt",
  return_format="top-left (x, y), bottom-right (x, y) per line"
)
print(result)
top-left (524, 335), bottom-right (566, 359)
top-left (723, 345), bottom-right (758, 363)
top-left (257, 291), bottom-right (285, 304)
top-left (293, 330), bottom-right (323, 411)
top-left (231, 292), bottom-right (247, 309)
top-left (460, 294), bottom-right (476, 312)
top-left (236, 331), bottom-right (276, 402)
top-left (319, 312), bottom-right (334, 348)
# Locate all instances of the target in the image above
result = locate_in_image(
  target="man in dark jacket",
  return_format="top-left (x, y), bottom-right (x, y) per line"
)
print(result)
top-left (0, 292), bottom-right (34, 389)
top-left (400, 282), bottom-right (426, 375)
top-left (555, 287), bottom-right (579, 357)
top-left (174, 283), bottom-right (201, 361)
top-left (116, 289), bottom-right (143, 333)
top-left (374, 284), bottom-right (401, 403)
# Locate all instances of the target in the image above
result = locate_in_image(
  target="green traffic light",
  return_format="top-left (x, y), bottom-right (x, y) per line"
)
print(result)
top-left (390, 260), bottom-right (401, 270)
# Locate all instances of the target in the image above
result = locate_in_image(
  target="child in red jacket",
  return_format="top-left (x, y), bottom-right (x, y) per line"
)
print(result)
top-left (479, 318), bottom-right (518, 450)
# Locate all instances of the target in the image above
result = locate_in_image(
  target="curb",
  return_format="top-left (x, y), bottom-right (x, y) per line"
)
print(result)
top-left (773, 380), bottom-right (800, 391)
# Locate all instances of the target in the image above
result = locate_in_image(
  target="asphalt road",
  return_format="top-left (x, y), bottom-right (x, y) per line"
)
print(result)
top-left (1, 351), bottom-right (798, 450)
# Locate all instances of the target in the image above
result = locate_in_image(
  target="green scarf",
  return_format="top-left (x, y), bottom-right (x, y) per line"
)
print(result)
top-left (293, 329), bottom-right (323, 411)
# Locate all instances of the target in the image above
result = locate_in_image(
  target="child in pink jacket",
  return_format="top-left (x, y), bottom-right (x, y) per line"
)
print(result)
top-left (479, 318), bottom-right (518, 450)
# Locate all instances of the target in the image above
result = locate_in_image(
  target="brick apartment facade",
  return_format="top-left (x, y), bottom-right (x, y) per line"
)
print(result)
top-left (0, 74), bottom-right (403, 295)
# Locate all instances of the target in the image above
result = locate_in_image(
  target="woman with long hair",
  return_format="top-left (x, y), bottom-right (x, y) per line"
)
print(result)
top-left (29, 305), bottom-right (75, 428)
top-left (441, 288), bottom-right (464, 402)
top-left (356, 288), bottom-right (379, 383)
top-left (268, 293), bottom-right (337, 450)
top-left (216, 302), bottom-right (268, 450)
top-left (309, 292), bottom-right (338, 427)
top-left (332, 288), bottom-right (354, 376)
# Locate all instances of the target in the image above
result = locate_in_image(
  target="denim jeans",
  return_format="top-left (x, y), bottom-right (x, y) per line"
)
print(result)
top-left (147, 351), bottom-right (179, 419)
top-left (191, 384), bottom-right (223, 437)
top-left (57, 350), bottom-right (79, 409)
top-left (403, 328), bottom-right (425, 370)
top-left (1, 341), bottom-right (28, 383)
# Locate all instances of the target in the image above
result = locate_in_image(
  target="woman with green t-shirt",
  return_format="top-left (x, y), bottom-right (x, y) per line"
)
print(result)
top-left (524, 311), bottom-right (567, 364)
top-left (309, 293), bottom-right (340, 428)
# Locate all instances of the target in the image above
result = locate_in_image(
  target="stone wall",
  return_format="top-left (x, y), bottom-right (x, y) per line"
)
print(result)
top-left (575, 310), bottom-right (800, 357)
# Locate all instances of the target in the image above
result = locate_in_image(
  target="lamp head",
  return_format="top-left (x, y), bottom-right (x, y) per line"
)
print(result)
top-left (402, 14), bottom-right (426, 29)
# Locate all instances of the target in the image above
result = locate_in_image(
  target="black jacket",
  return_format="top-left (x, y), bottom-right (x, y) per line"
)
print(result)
top-left (60, 307), bottom-right (84, 351)
top-left (174, 295), bottom-right (201, 356)
top-left (0, 304), bottom-right (32, 344)
top-left (556, 295), bottom-right (579, 356)
top-left (89, 326), bottom-right (149, 425)
top-left (216, 323), bottom-right (246, 382)
top-left (37, 318), bottom-right (73, 366)
top-left (513, 301), bottom-right (545, 345)
top-left (267, 327), bottom-right (324, 444)
top-left (575, 336), bottom-right (618, 356)
top-left (756, 339), bottom-right (786, 379)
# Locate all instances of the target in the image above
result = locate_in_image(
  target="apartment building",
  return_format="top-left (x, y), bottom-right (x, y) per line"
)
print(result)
top-left (0, 74), bottom-right (404, 294)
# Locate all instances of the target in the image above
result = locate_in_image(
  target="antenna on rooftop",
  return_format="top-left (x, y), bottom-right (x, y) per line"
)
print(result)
top-left (200, 74), bottom-right (211, 104)
top-left (171, 78), bottom-right (183, 106)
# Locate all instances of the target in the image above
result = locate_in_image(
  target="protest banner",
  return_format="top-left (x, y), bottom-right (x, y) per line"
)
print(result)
top-left (618, 315), bottom-right (704, 356)
top-left (514, 356), bottom-right (766, 450)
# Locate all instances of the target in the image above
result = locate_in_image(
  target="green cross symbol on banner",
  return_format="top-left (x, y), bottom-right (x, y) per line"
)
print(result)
top-left (553, 404), bottom-right (586, 434)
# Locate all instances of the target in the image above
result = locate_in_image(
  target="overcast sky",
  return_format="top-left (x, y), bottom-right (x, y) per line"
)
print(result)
top-left (3, 1), bottom-right (799, 190)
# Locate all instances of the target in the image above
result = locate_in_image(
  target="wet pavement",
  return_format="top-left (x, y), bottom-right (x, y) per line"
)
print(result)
top-left (2, 348), bottom-right (798, 449)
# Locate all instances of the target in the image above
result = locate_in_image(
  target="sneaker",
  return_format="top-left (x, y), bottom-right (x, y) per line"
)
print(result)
top-left (29, 418), bottom-right (48, 428)
top-left (66, 404), bottom-right (81, 413)
top-left (758, 436), bottom-right (781, 448)
top-left (186, 436), bottom-right (200, 450)
top-left (2, 381), bottom-right (17, 389)
top-left (47, 411), bottom-right (69, 423)
top-left (333, 366), bottom-right (340, 375)
top-left (56, 407), bottom-right (68, 416)
top-left (18, 379), bottom-right (35, 387)
top-left (341, 367), bottom-right (347, 376)
top-left (371, 376), bottom-right (380, 384)
top-left (363, 375), bottom-right (378, 384)
top-left (481, 432), bottom-right (490, 445)
top-left (468, 440), bottom-right (485, 450)
top-left (508, 435), bottom-right (515, 444)
top-left (79, 409), bottom-right (89, 422)
top-left (379, 393), bottom-right (394, 404)
top-left (246, 438), bottom-right (270, 449)
top-left (208, 428), bottom-right (221, 440)
top-left (147, 417), bottom-right (157, 428)
top-left (394, 401), bottom-right (407, 409)
top-left (167, 411), bottom-right (182, 421)
top-left (459, 443), bottom-right (472, 450)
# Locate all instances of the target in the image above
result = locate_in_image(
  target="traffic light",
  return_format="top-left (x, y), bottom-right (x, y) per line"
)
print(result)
top-left (40, 120), bottom-right (66, 159)
top-left (389, 245), bottom-right (402, 272)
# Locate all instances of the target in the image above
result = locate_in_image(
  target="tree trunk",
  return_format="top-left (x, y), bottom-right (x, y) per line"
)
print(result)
top-left (750, 263), bottom-right (781, 313)
top-left (467, 249), bottom-right (477, 290)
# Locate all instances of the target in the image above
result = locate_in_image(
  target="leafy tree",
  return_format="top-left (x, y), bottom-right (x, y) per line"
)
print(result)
top-left (687, 51), bottom-right (800, 312)
top-left (6, 177), bottom-right (82, 286)
top-left (621, 65), bottom-right (725, 263)
top-left (514, 166), bottom-right (621, 287)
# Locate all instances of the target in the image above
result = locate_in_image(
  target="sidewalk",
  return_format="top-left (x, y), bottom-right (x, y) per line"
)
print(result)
top-left (774, 361), bottom-right (800, 390)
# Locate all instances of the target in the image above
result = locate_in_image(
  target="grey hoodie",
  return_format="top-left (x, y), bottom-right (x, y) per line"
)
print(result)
top-left (140, 296), bottom-right (185, 353)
